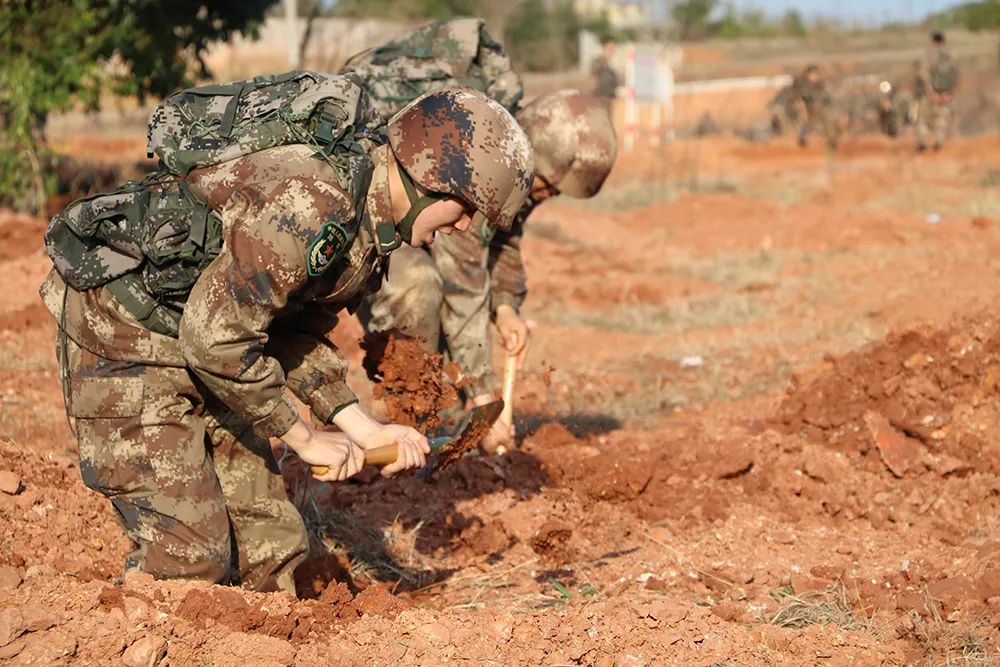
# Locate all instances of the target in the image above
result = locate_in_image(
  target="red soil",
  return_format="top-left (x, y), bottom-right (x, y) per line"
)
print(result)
top-left (1, 130), bottom-right (1000, 664)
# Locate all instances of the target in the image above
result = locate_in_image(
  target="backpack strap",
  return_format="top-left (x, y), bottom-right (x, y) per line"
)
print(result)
top-left (105, 273), bottom-right (183, 337)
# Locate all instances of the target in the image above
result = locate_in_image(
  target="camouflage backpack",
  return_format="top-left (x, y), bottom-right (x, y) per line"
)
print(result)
top-left (340, 18), bottom-right (523, 119)
top-left (930, 52), bottom-right (958, 93)
top-left (46, 71), bottom-right (383, 336)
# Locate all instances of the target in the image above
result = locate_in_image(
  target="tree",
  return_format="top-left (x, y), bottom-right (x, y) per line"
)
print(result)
top-left (505, 0), bottom-right (580, 72)
top-left (946, 0), bottom-right (1000, 30)
top-left (335, 0), bottom-right (485, 20)
top-left (0, 0), bottom-right (277, 213)
top-left (781, 9), bottom-right (807, 37)
top-left (713, 5), bottom-right (746, 38)
top-left (672, 0), bottom-right (718, 40)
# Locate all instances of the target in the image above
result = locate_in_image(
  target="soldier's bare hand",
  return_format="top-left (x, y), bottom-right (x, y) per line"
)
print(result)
top-left (305, 434), bottom-right (366, 482)
top-left (380, 437), bottom-right (430, 478)
top-left (281, 419), bottom-right (365, 482)
top-left (357, 424), bottom-right (431, 478)
top-left (495, 304), bottom-right (529, 365)
top-left (480, 418), bottom-right (515, 454)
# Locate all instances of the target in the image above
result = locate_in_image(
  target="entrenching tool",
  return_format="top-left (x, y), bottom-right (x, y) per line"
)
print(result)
top-left (496, 354), bottom-right (519, 456)
top-left (310, 400), bottom-right (504, 479)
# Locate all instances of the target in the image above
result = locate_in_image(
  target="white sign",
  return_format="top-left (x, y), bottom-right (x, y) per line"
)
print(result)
top-left (632, 48), bottom-right (674, 103)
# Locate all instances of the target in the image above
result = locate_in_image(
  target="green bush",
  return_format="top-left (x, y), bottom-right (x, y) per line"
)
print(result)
top-left (0, 0), bottom-right (276, 214)
top-left (336, 0), bottom-right (484, 20)
top-left (505, 0), bottom-right (579, 72)
top-left (944, 0), bottom-right (1000, 30)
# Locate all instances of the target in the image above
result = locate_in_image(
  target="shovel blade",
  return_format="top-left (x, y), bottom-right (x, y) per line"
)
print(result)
top-left (420, 400), bottom-right (504, 479)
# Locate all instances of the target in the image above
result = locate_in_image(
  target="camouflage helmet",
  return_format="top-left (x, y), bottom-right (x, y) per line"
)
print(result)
top-left (515, 90), bottom-right (617, 198)
top-left (387, 86), bottom-right (534, 232)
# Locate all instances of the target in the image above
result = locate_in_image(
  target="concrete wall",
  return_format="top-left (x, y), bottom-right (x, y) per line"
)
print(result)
top-left (203, 16), bottom-right (411, 80)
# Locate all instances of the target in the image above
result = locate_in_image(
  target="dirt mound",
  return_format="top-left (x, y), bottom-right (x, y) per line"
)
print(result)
top-left (0, 441), bottom-right (131, 578)
top-left (0, 570), bottom-right (412, 664)
top-left (779, 313), bottom-right (1000, 477)
top-left (361, 330), bottom-right (462, 429)
top-left (0, 211), bottom-right (46, 262)
top-left (0, 302), bottom-right (50, 334)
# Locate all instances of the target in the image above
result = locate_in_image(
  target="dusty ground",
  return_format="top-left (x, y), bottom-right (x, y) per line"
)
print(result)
top-left (2, 128), bottom-right (1000, 665)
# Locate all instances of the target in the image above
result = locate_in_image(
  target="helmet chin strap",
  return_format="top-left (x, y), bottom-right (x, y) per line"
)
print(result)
top-left (395, 160), bottom-right (447, 245)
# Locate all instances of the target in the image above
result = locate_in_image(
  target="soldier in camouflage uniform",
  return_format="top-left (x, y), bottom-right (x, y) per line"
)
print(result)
top-left (41, 82), bottom-right (534, 592)
top-left (591, 40), bottom-right (620, 109)
top-left (344, 21), bottom-right (617, 450)
top-left (791, 65), bottom-right (840, 151)
top-left (768, 81), bottom-right (800, 135)
top-left (917, 32), bottom-right (959, 152)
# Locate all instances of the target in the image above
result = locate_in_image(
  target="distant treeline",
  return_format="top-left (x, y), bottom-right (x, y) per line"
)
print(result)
top-left (937, 0), bottom-right (1000, 31)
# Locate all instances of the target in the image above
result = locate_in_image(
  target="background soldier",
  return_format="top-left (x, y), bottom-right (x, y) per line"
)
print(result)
top-left (907, 58), bottom-right (927, 126)
top-left (917, 32), bottom-right (959, 152)
top-left (591, 39), bottom-right (620, 110)
top-left (793, 64), bottom-right (840, 151)
top-left (876, 80), bottom-right (900, 138)
top-left (344, 20), bottom-right (616, 451)
top-left (41, 82), bottom-right (533, 593)
top-left (768, 80), bottom-right (800, 135)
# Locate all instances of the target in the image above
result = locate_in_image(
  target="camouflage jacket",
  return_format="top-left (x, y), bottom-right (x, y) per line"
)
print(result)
top-left (927, 49), bottom-right (959, 94)
top-left (791, 76), bottom-right (833, 113)
top-left (488, 199), bottom-right (532, 314)
top-left (42, 141), bottom-right (397, 438)
top-left (341, 18), bottom-right (523, 118)
top-left (429, 196), bottom-right (532, 397)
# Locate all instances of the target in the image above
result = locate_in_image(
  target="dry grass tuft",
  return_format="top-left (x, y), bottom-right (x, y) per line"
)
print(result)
top-left (768, 586), bottom-right (878, 634)
top-left (904, 593), bottom-right (1000, 667)
top-left (283, 468), bottom-right (426, 586)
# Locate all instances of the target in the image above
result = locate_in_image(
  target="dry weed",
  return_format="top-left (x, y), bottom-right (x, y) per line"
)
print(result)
top-left (904, 592), bottom-right (1000, 667)
top-left (768, 585), bottom-right (881, 634)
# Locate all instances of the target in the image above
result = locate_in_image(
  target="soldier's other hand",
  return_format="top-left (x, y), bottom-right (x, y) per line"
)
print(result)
top-left (357, 424), bottom-right (430, 478)
top-left (495, 304), bottom-right (529, 365)
top-left (480, 417), bottom-right (515, 454)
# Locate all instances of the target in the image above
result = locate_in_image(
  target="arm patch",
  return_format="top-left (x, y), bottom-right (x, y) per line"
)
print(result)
top-left (307, 221), bottom-right (350, 277)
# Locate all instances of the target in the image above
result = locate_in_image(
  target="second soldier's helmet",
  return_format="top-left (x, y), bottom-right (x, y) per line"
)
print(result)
top-left (515, 90), bottom-right (617, 198)
top-left (387, 87), bottom-right (534, 232)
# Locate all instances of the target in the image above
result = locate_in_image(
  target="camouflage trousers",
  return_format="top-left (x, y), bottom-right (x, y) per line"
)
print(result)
top-left (799, 107), bottom-right (840, 150)
top-left (916, 98), bottom-right (952, 148)
top-left (359, 230), bottom-right (494, 397)
top-left (59, 337), bottom-right (308, 593)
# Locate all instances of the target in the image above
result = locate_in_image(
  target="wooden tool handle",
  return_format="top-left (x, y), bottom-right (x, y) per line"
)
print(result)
top-left (310, 443), bottom-right (399, 476)
top-left (500, 354), bottom-right (517, 427)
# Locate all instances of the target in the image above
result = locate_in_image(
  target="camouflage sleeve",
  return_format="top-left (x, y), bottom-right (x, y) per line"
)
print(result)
top-left (179, 177), bottom-right (356, 438)
top-left (477, 23), bottom-right (524, 112)
top-left (488, 215), bottom-right (527, 315)
top-left (266, 306), bottom-right (358, 425)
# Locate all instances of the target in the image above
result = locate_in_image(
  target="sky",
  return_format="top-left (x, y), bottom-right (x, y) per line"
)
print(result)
top-left (731, 0), bottom-right (961, 24)
top-left (644, 0), bottom-right (964, 26)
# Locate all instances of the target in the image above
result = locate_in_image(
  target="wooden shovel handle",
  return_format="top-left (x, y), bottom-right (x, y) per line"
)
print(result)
top-left (500, 354), bottom-right (517, 427)
top-left (310, 443), bottom-right (399, 476)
